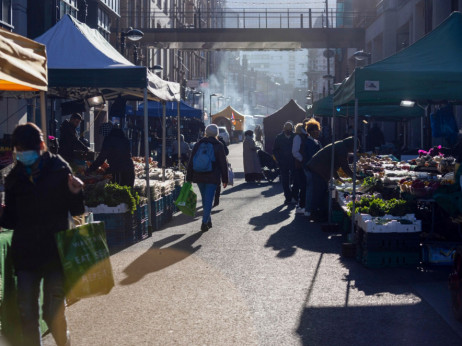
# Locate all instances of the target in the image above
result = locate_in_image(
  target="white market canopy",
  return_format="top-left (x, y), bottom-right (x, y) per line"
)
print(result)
top-left (0, 27), bottom-right (47, 92)
top-left (35, 15), bottom-right (179, 102)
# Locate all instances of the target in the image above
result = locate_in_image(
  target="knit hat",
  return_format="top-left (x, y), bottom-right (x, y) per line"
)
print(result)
top-left (205, 124), bottom-right (218, 137)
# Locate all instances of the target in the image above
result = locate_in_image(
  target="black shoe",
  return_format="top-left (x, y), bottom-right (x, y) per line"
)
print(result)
top-left (207, 221), bottom-right (212, 229)
top-left (201, 223), bottom-right (209, 232)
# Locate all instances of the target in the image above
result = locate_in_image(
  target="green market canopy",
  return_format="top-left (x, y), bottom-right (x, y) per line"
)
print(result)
top-left (313, 95), bottom-right (424, 120)
top-left (334, 11), bottom-right (462, 106)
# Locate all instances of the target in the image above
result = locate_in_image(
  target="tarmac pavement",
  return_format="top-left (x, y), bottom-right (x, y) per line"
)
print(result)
top-left (42, 142), bottom-right (462, 346)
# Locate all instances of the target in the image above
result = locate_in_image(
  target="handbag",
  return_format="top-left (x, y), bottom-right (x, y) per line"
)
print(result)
top-left (174, 181), bottom-right (197, 217)
top-left (228, 163), bottom-right (234, 186)
top-left (55, 222), bottom-right (115, 301)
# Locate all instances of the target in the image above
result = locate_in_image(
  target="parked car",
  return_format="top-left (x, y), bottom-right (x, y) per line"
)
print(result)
top-left (218, 126), bottom-right (230, 145)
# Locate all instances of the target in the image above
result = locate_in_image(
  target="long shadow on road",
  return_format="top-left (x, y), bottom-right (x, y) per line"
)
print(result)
top-left (248, 204), bottom-right (295, 231)
top-left (119, 231), bottom-right (204, 286)
top-left (265, 215), bottom-right (342, 257)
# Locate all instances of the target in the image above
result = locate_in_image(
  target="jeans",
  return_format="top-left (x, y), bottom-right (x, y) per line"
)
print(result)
top-left (304, 169), bottom-right (313, 213)
top-left (16, 266), bottom-right (69, 346)
top-left (279, 166), bottom-right (293, 202)
top-left (292, 168), bottom-right (307, 208)
top-left (197, 183), bottom-right (218, 224)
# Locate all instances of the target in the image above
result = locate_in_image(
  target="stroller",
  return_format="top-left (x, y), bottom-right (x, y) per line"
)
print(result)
top-left (257, 149), bottom-right (280, 182)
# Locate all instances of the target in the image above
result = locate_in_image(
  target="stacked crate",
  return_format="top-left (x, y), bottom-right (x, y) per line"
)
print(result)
top-left (355, 214), bottom-right (421, 268)
top-left (135, 203), bottom-right (149, 241)
top-left (93, 211), bottom-right (137, 251)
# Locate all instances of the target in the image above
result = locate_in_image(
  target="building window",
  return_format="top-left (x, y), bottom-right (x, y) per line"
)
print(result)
top-left (0, 0), bottom-right (12, 26)
top-left (59, 0), bottom-right (78, 19)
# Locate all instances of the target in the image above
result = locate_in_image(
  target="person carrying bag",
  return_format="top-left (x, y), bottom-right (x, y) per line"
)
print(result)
top-left (55, 221), bottom-right (115, 302)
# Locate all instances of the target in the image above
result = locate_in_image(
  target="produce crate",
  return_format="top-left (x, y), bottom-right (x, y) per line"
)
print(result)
top-left (163, 194), bottom-right (174, 222)
top-left (93, 212), bottom-right (137, 249)
top-left (421, 242), bottom-right (457, 266)
top-left (152, 198), bottom-right (164, 214)
top-left (361, 250), bottom-right (421, 268)
top-left (135, 204), bottom-right (148, 221)
top-left (359, 228), bottom-right (421, 252)
top-left (136, 218), bottom-right (149, 241)
top-left (331, 209), bottom-right (344, 224)
top-left (153, 212), bottom-right (163, 231)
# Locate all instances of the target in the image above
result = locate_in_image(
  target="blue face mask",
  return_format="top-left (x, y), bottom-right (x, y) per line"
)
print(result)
top-left (16, 150), bottom-right (40, 166)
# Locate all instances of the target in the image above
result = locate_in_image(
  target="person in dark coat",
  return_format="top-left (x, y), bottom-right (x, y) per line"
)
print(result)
top-left (213, 135), bottom-right (229, 207)
top-left (303, 118), bottom-right (323, 218)
top-left (306, 136), bottom-right (358, 221)
top-left (0, 123), bottom-right (84, 346)
top-left (243, 130), bottom-right (264, 183)
top-left (292, 123), bottom-right (308, 213)
top-left (366, 124), bottom-right (385, 152)
top-left (273, 121), bottom-right (295, 205)
top-left (186, 124), bottom-right (228, 232)
top-left (58, 113), bottom-right (89, 164)
top-left (87, 128), bottom-right (135, 187)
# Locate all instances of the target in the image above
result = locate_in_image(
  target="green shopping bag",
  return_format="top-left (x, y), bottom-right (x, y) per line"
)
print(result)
top-left (55, 222), bottom-right (114, 301)
top-left (174, 182), bottom-right (197, 217)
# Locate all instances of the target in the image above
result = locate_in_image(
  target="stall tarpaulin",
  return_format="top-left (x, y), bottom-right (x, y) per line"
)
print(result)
top-left (0, 28), bottom-right (47, 92)
top-left (0, 27), bottom-right (48, 136)
top-left (35, 15), bottom-right (179, 102)
top-left (334, 11), bottom-right (462, 107)
top-left (313, 95), bottom-right (424, 119)
top-left (263, 99), bottom-right (306, 154)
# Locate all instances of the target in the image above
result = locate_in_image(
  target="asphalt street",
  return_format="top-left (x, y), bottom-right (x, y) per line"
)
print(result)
top-left (44, 142), bottom-right (462, 346)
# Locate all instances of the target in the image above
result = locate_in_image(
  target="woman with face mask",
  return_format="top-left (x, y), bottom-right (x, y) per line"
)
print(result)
top-left (0, 122), bottom-right (84, 346)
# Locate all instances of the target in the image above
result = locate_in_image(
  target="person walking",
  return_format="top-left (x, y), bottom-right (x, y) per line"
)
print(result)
top-left (306, 136), bottom-right (358, 221)
top-left (86, 127), bottom-right (135, 187)
top-left (172, 134), bottom-right (192, 164)
top-left (213, 135), bottom-right (229, 207)
top-left (303, 118), bottom-right (323, 218)
top-left (0, 123), bottom-right (85, 346)
top-left (273, 121), bottom-right (295, 205)
top-left (243, 130), bottom-right (264, 183)
top-left (58, 113), bottom-right (90, 164)
top-left (186, 124), bottom-right (228, 232)
top-left (292, 123), bottom-right (308, 214)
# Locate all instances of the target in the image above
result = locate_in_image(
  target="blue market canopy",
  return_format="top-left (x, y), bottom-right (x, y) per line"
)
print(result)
top-left (313, 95), bottom-right (424, 120)
top-left (334, 11), bottom-right (462, 106)
top-left (136, 100), bottom-right (202, 119)
top-left (35, 15), bottom-right (179, 102)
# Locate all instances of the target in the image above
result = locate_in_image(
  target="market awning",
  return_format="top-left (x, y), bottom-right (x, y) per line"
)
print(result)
top-left (0, 27), bottom-right (47, 92)
top-left (35, 15), bottom-right (179, 102)
top-left (313, 95), bottom-right (424, 119)
top-left (334, 11), bottom-right (462, 106)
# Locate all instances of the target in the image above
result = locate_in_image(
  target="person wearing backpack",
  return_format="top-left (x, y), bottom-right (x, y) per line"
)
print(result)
top-left (186, 124), bottom-right (228, 232)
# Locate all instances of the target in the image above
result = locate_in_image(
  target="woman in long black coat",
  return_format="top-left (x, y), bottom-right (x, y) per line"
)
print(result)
top-left (0, 123), bottom-right (84, 346)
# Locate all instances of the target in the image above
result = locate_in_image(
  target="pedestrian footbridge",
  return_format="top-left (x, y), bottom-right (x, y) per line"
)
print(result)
top-left (133, 8), bottom-right (369, 50)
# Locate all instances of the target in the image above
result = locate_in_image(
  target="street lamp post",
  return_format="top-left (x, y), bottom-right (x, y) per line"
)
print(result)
top-left (209, 93), bottom-right (219, 125)
top-left (120, 27), bottom-right (144, 58)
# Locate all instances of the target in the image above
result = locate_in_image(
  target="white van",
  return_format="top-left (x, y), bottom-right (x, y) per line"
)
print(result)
top-left (218, 126), bottom-right (230, 145)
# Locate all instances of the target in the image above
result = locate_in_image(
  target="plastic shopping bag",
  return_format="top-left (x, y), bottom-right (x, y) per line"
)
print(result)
top-left (174, 181), bottom-right (197, 217)
top-left (228, 163), bottom-right (234, 186)
top-left (55, 222), bottom-right (114, 301)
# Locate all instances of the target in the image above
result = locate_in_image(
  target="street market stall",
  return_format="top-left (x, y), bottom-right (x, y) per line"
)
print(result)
top-left (263, 99), bottom-right (306, 154)
top-left (35, 14), bottom-right (181, 234)
top-left (211, 105), bottom-right (246, 142)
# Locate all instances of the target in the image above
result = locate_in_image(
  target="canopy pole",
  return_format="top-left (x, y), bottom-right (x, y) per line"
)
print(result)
top-left (328, 100), bottom-right (336, 224)
top-left (350, 99), bottom-right (359, 242)
top-left (31, 97), bottom-right (36, 124)
top-left (40, 91), bottom-right (47, 139)
top-left (143, 88), bottom-right (153, 236)
top-left (177, 101), bottom-right (181, 168)
top-left (162, 101), bottom-right (166, 182)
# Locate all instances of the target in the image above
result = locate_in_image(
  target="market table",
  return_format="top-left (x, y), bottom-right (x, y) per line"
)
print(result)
top-left (0, 230), bottom-right (47, 343)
